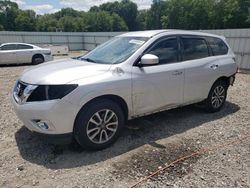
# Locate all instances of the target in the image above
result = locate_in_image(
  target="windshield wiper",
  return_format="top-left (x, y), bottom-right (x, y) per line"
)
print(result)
top-left (80, 57), bottom-right (97, 63)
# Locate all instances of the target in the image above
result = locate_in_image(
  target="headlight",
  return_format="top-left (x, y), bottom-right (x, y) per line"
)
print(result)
top-left (27, 84), bottom-right (78, 102)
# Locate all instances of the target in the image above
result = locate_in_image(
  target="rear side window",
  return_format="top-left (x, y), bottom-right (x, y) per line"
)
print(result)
top-left (207, 37), bottom-right (228, 56)
top-left (148, 38), bottom-right (178, 64)
top-left (17, 44), bottom-right (33, 50)
top-left (181, 38), bottom-right (209, 61)
top-left (1, 44), bottom-right (17, 50)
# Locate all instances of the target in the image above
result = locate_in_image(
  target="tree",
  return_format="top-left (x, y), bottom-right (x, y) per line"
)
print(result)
top-left (136, 10), bottom-right (148, 30)
top-left (15, 10), bottom-right (36, 31)
top-left (58, 16), bottom-right (79, 32)
top-left (54, 8), bottom-right (79, 19)
top-left (111, 13), bottom-right (128, 31)
top-left (85, 12), bottom-right (113, 32)
top-left (36, 14), bottom-right (58, 31)
top-left (98, 0), bottom-right (138, 30)
top-left (89, 6), bottom-right (100, 12)
top-left (164, 0), bottom-right (213, 29)
top-left (0, 0), bottom-right (19, 30)
top-left (146, 0), bottom-right (168, 29)
top-left (1, 0), bottom-right (250, 32)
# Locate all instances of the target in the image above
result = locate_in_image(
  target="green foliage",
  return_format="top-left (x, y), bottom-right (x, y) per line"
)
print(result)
top-left (85, 11), bottom-right (113, 32)
top-left (0, 24), bottom-right (4, 30)
top-left (98, 0), bottom-right (138, 30)
top-left (0, 0), bottom-right (249, 32)
top-left (15, 10), bottom-right (36, 31)
top-left (0, 0), bottom-right (18, 30)
top-left (147, 0), bottom-right (250, 30)
top-left (36, 14), bottom-right (58, 32)
top-left (111, 13), bottom-right (128, 31)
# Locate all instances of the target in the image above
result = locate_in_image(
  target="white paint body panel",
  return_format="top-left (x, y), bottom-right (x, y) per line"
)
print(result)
top-left (0, 50), bottom-right (17, 64)
top-left (12, 30), bottom-right (237, 135)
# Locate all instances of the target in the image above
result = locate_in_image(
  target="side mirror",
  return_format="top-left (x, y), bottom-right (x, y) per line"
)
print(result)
top-left (140, 54), bottom-right (159, 66)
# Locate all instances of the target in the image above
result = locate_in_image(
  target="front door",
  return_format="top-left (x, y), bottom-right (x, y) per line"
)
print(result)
top-left (132, 37), bottom-right (184, 116)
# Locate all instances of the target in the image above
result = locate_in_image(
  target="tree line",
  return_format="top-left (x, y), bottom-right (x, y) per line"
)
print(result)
top-left (0, 0), bottom-right (250, 32)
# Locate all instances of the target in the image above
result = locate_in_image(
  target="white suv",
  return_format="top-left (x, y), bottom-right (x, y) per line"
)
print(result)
top-left (12, 30), bottom-right (237, 150)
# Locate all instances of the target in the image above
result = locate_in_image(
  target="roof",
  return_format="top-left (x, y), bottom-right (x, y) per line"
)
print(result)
top-left (119, 30), bottom-right (169, 38)
top-left (0, 42), bottom-right (40, 48)
top-left (119, 29), bottom-right (225, 39)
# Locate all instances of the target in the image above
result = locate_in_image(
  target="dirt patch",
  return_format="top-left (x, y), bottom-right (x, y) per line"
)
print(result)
top-left (112, 138), bottom-right (201, 181)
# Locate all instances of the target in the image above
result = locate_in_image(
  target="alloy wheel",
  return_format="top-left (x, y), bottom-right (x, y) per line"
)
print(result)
top-left (211, 85), bottom-right (225, 108)
top-left (86, 109), bottom-right (118, 144)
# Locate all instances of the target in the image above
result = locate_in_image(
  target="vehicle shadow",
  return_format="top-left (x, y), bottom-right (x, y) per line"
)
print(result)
top-left (0, 63), bottom-right (33, 67)
top-left (15, 101), bottom-right (240, 169)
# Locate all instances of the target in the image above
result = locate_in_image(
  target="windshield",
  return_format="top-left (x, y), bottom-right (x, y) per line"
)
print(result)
top-left (80, 36), bottom-right (148, 64)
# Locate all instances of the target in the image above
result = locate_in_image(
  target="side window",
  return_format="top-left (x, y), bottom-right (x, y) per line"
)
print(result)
top-left (181, 38), bottom-right (209, 61)
top-left (1, 44), bottom-right (17, 51)
top-left (17, 44), bottom-right (33, 50)
top-left (207, 37), bottom-right (228, 56)
top-left (148, 38), bottom-right (178, 64)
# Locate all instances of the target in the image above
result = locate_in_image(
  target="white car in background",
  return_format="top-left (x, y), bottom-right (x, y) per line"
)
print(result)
top-left (0, 43), bottom-right (53, 65)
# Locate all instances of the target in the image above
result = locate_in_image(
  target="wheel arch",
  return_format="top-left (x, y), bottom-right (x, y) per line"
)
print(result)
top-left (32, 53), bottom-right (44, 62)
top-left (74, 94), bottom-right (129, 126)
top-left (207, 76), bottom-right (231, 98)
top-left (214, 76), bottom-right (231, 88)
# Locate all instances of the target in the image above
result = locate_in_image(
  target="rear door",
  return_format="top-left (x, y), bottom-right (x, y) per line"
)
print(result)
top-left (180, 36), bottom-right (220, 104)
top-left (0, 44), bottom-right (18, 64)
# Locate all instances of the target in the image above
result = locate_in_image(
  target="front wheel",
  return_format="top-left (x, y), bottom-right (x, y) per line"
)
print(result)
top-left (204, 80), bottom-right (228, 113)
top-left (74, 99), bottom-right (124, 150)
top-left (32, 55), bottom-right (44, 65)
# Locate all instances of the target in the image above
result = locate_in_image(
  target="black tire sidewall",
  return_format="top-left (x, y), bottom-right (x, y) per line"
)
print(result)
top-left (32, 56), bottom-right (44, 65)
top-left (74, 99), bottom-right (124, 150)
top-left (206, 80), bottom-right (228, 112)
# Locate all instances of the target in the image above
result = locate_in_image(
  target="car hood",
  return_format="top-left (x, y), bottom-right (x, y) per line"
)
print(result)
top-left (20, 58), bottom-right (112, 85)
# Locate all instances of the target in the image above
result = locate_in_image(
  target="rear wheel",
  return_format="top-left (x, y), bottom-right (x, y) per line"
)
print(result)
top-left (32, 55), bottom-right (44, 65)
top-left (204, 80), bottom-right (228, 113)
top-left (74, 99), bottom-right (124, 150)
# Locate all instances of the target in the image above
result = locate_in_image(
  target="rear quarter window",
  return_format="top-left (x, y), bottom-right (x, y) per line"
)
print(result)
top-left (207, 37), bottom-right (228, 56)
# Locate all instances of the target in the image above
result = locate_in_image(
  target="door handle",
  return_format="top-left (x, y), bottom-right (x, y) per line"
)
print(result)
top-left (210, 64), bottom-right (219, 69)
top-left (172, 71), bottom-right (183, 76)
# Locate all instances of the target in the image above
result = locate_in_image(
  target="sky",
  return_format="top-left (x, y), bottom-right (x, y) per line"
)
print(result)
top-left (10, 0), bottom-right (153, 15)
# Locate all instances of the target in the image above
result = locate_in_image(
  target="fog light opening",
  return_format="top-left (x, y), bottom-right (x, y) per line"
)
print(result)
top-left (34, 120), bottom-right (49, 130)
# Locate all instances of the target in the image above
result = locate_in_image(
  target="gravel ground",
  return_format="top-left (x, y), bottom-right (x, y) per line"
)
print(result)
top-left (0, 57), bottom-right (249, 188)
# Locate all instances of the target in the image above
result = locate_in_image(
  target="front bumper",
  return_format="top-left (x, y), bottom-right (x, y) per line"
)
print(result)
top-left (12, 96), bottom-right (79, 136)
top-left (44, 54), bottom-right (54, 62)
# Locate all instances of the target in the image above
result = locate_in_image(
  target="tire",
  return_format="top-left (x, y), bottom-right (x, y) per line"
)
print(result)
top-left (74, 99), bottom-right (125, 150)
top-left (32, 55), bottom-right (44, 65)
top-left (204, 80), bottom-right (228, 113)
